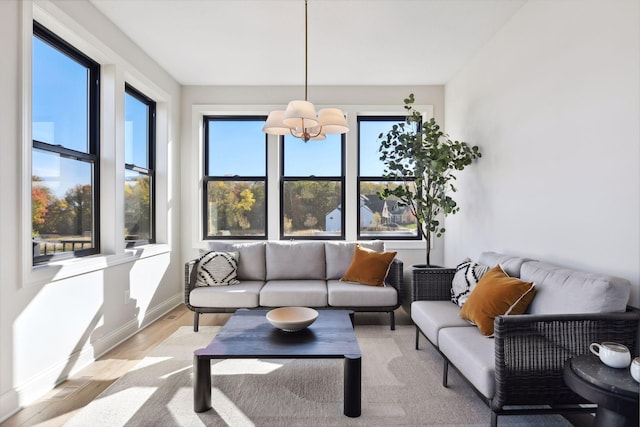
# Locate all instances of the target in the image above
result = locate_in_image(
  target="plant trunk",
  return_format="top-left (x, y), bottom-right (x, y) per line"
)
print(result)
top-left (424, 228), bottom-right (431, 267)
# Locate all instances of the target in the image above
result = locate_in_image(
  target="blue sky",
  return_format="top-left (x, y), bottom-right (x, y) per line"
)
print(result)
top-left (207, 118), bottom-right (403, 177)
top-left (33, 34), bottom-right (148, 197)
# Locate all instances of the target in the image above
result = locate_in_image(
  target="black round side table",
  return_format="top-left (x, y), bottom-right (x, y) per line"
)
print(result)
top-left (563, 354), bottom-right (639, 427)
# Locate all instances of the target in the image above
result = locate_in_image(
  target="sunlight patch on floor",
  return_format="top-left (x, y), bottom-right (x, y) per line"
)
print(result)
top-left (212, 387), bottom-right (255, 427)
top-left (212, 359), bottom-right (283, 375)
top-left (129, 356), bottom-right (171, 372)
top-left (160, 365), bottom-right (191, 380)
top-left (66, 387), bottom-right (156, 426)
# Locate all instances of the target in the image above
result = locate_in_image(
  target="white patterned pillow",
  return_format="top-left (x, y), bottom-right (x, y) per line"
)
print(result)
top-left (451, 258), bottom-right (490, 307)
top-left (196, 251), bottom-right (240, 286)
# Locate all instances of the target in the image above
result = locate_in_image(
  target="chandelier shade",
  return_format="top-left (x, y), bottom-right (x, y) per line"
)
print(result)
top-left (262, 111), bottom-right (290, 135)
top-left (262, 0), bottom-right (348, 142)
top-left (282, 100), bottom-right (320, 129)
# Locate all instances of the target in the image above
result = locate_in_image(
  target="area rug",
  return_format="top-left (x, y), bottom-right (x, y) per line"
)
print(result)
top-left (65, 325), bottom-right (574, 427)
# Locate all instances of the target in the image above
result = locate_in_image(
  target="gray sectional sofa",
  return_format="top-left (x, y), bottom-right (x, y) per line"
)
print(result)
top-left (411, 251), bottom-right (639, 427)
top-left (184, 240), bottom-right (404, 331)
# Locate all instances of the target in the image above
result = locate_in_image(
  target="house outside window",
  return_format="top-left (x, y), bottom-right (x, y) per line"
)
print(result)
top-left (357, 116), bottom-right (419, 240)
top-left (203, 117), bottom-right (267, 239)
top-left (124, 84), bottom-right (155, 246)
top-left (281, 133), bottom-right (345, 239)
top-left (31, 21), bottom-right (100, 264)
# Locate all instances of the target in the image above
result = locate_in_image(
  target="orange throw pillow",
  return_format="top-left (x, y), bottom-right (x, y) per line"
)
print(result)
top-left (341, 244), bottom-right (397, 287)
top-left (459, 264), bottom-right (536, 336)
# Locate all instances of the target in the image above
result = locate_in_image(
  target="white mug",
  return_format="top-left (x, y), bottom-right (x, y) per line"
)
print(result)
top-left (630, 357), bottom-right (640, 382)
top-left (589, 342), bottom-right (631, 368)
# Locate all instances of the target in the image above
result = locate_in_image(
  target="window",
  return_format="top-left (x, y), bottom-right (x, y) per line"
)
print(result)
top-left (203, 117), bottom-right (267, 238)
top-left (124, 84), bottom-right (155, 246)
top-left (281, 134), bottom-right (345, 239)
top-left (31, 21), bottom-right (100, 264)
top-left (357, 116), bottom-right (419, 239)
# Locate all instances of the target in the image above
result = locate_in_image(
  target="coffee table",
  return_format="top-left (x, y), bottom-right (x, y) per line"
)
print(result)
top-left (193, 309), bottom-right (362, 417)
top-left (563, 354), bottom-right (639, 427)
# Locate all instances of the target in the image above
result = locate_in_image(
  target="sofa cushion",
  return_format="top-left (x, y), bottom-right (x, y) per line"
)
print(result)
top-left (460, 265), bottom-right (536, 337)
top-left (327, 279), bottom-right (397, 307)
top-left (478, 252), bottom-right (531, 278)
top-left (259, 280), bottom-right (328, 307)
top-left (521, 261), bottom-right (631, 314)
top-left (189, 281), bottom-right (264, 308)
top-left (196, 251), bottom-right (240, 287)
top-left (341, 244), bottom-right (397, 286)
top-left (439, 327), bottom-right (496, 399)
top-left (207, 241), bottom-right (266, 281)
top-left (325, 241), bottom-right (385, 280)
top-left (411, 300), bottom-right (471, 346)
top-left (265, 241), bottom-right (326, 280)
top-left (451, 258), bottom-right (489, 307)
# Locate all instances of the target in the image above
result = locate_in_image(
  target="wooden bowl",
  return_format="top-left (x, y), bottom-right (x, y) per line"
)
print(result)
top-left (266, 307), bottom-right (319, 332)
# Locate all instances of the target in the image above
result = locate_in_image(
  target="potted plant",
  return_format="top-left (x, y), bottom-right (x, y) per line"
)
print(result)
top-left (377, 94), bottom-right (481, 309)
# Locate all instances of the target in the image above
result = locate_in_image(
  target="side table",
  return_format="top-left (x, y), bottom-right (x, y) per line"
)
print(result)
top-left (563, 354), bottom-right (639, 427)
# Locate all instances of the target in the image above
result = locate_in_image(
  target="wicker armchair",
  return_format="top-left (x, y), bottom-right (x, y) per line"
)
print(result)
top-left (412, 274), bottom-right (640, 426)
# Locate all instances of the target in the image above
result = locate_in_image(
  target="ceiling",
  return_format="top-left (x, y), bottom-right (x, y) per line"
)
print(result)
top-left (89, 0), bottom-right (527, 86)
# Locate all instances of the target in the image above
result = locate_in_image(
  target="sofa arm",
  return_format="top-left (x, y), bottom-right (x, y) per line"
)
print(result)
top-left (184, 259), bottom-right (198, 310)
top-left (492, 311), bottom-right (640, 410)
top-left (385, 258), bottom-right (404, 303)
top-left (411, 267), bottom-right (456, 302)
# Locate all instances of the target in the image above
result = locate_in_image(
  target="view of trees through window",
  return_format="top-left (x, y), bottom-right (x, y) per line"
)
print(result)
top-left (203, 116), bottom-right (421, 240)
top-left (282, 180), bottom-right (342, 237)
top-left (282, 133), bottom-right (344, 238)
top-left (206, 180), bottom-right (266, 236)
top-left (358, 117), bottom-right (420, 239)
top-left (204, 118), bottom-right (267, 238)
top-left (124, 85), bottom-right (155, 245)
top-left (31, 22), bottom-right (99, 261)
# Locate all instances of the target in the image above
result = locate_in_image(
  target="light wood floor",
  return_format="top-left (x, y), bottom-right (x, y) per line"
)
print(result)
top-left (1, 305), bottom-right (411, 427)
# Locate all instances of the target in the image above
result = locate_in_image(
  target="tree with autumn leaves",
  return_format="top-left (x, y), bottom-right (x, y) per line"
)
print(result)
top-left (32, 177), bottom-right (92, 237)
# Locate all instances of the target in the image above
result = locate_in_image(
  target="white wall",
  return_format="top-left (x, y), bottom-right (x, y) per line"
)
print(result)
top-left (0, 0), bottom-right (182, 421)
top-left (179, 85), bottom-right (446, 285)
top-left (444, 0), bottom-right (640, 307)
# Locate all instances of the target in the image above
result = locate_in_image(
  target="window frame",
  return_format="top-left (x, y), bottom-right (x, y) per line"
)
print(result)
top-left (32, 20), bottom-right (101, 265)
top-left (202, 115), bottom-right (268, 240)
top-left (280, 134), bottom-right (346, 240)
top-left (124, 83), bottom-right (156, 247)
top-left (357, 115), bottom-right (421, 241)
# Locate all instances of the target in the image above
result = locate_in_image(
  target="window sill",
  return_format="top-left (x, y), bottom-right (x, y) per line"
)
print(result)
top-left (26, 243), bottom-right (171, 287)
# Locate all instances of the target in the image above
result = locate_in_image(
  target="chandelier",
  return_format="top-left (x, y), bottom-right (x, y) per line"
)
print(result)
top-left (262, 0), bottom-right (348, 142)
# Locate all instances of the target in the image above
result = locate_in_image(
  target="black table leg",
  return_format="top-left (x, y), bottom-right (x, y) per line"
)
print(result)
top-left (194, 355), bottom-right (212, 412)
top-left (595, 406), bottom-right (637, 427)
top-left (344, 354), bottom-right (361, 417)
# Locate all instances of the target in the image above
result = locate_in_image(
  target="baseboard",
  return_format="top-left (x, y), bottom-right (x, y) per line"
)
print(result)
top-left (0, 389), bottom-right (20, 424)
top-left (0, 293), bottom-right (182, 423)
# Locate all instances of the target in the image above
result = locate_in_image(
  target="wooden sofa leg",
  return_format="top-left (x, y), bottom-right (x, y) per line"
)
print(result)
top-left (194, 311), bottom-right (200, 332)
top-left (415, 326), bottom-right (420, 349)
top-left (389, 311), bottom-right (395, 330)
top-left (443, 359), bottom-right (449, 387)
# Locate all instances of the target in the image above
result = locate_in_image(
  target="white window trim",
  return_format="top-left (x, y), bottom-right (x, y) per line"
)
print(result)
top-left (21, 0), bottom-right (172, 287)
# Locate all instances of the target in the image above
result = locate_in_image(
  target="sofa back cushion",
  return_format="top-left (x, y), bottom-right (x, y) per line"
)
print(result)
top-left (206, 241), bottom-right (266, 281)
top-left (265, 241), bottom-right (326, 280)
top-left (325, 241), bottom-right (385, 280)
top-left (478, 251), bottom-right (531, 278)
top-left (521, 261), bottom-right (631, 314)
